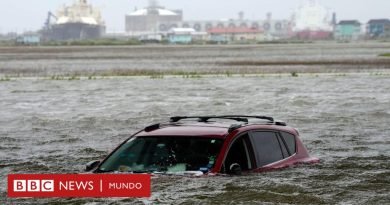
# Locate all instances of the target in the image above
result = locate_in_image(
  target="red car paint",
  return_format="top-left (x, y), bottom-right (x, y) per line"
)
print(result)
top-left (211, 124), bottom-right (319, 173)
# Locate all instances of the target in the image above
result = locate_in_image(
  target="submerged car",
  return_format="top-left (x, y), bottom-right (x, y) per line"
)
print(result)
top-left (86, 116), bottom-right (319, 175)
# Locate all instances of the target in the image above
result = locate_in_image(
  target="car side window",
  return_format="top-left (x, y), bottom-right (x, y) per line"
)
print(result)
top-left (250, 131), bottom-right (284, 167)
top-left (280, 132), bottom-right (296, 154)
top-left (223, 134), bottom-right (254, 172)
top-left (277, 134), bottom-right (290, 158)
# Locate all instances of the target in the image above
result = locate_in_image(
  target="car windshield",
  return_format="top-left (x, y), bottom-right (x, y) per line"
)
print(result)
top-left (98, 136), bottom-right (223, 173)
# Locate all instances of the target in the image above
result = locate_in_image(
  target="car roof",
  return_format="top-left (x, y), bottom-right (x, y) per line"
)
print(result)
top-left (136, 123), bottom-right (230, 139)
top-left (136, 120), bottom-right (297, 139)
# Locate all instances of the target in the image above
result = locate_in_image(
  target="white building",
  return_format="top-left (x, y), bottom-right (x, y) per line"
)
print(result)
top-left (125, 0), bottom-right (182, 35)
top-left (292, 0), bottom-right (333, 32)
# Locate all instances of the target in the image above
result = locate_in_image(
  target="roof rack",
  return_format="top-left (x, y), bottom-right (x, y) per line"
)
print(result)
top-left (170, 115), bottom-right (275, 124)
top-left (144, 115), bottom-right (284, 133)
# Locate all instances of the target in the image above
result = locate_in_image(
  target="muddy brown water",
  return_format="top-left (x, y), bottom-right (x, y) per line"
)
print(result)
top-left (0, 74), bottom-right (390, 204)
top-left (1, 74), bottom-right (389, 204)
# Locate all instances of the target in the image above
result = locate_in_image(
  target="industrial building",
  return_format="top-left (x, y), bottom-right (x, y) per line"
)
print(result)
top-left (125, 0), bottom-right (183, 35)
top-left (292, 0), bottom-right (335, 40)
top-left (41, 0), bottom-right (105, 41)
top-left (167, 28), bottom-right (196, 44)
top-left (208, 27), bottom-right (264, 43)
top-left (176, 13), bottom-right (291, 39)
top-left (16, 33), bottom-right (41, 45)
top-left (123, 0), bottom-right (390, 42)
top-left (367, 19), bottom-right (390, 39)
top-left (125, 1), bottom-right (291, 40)
top-left (334, 20), bottom-right (362, 41)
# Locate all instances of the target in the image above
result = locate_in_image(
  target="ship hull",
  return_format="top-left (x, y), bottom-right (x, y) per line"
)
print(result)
top-left (42, 22), bottom-right (105, 41)
top-left (295, 30), bottom-right (333, 40)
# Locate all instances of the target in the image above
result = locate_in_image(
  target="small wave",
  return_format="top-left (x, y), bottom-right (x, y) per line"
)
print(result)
top-left (290, 99), bottom-right (318, 107)
top-left (344, 155), bottom-right (390, 161)
top-left (334, 157), bottom-right (390, 170)
top-left (352, 146), bottom-right (371, 151)
top-left (369, 111), bottom-right (390, 118)
top-left (76, 147), bottom-right (107, 155)
top-left (214, 186), bottom-right (324, 204)
top-left (0, 146), bottom-right (21, 150)
top-left (0, 136), bottom-right (21, 142)
top-left (11, 90), bottom-right (46, 93)
top-left (10, 162), bottom-right (51, 172)
top-left (36, 137), bottom-right (82, 145)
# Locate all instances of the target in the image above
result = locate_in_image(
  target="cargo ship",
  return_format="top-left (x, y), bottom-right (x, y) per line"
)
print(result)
top-left (42, 0), bottom-right (105, 41)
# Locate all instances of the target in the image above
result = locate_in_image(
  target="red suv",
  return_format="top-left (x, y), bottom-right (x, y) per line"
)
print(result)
top-left (86, 116), bottom-right (319, 175)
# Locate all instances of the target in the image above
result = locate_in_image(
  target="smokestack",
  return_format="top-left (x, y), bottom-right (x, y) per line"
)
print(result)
top-left (239, 11), bottom-right (244, 21)
top-left (266, 12), bottom-right (272, 21)
top-left (332, 12), bottom-right (337, 25)
top-left (149, 0), bottom-right (159, 8)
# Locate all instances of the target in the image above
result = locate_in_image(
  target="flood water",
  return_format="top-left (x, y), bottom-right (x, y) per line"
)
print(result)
top-left (1, 73), bottom-right (389, 204)
top-left (0, 74), bottom-right (390, 204)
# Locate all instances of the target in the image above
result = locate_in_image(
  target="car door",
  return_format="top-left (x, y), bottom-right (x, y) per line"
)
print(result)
top-left (222, 133), bottom-right (256, 173)
top-left (248, 130), bottom-right (296, 168)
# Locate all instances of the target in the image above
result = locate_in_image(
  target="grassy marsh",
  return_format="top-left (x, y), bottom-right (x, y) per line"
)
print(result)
top-left (379, 53), bottom-right (390, 57)
top-left (1, 44), bottom-right (390, 78)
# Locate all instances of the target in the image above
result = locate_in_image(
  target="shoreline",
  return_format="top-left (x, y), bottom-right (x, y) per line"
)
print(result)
top-left (1, 71), bottom-right (390, 81)
top-left (1, 43), bottom-right (390, 78)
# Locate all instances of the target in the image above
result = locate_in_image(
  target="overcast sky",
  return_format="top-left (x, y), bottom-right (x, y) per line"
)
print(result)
top-left (0, 0), bottom-right (389, 33)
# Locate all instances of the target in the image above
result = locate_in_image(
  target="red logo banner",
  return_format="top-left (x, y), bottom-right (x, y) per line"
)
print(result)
top-left (8, 174), bottom-right (151, 198)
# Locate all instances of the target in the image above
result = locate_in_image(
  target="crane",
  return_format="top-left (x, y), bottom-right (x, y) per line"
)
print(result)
top-left (44, 11), bottom-right (58, 29)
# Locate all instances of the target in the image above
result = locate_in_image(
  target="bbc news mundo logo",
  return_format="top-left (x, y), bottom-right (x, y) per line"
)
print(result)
top-left (8, 174), bottom-right (151, 198)
top-left (14, 180), bottom-right (55, 192)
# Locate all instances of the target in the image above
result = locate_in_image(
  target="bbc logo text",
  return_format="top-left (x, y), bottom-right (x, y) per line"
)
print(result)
top-left (14, 180), bottom-right (54, 192)
top-left (8, 174), bottom-right (151, 198)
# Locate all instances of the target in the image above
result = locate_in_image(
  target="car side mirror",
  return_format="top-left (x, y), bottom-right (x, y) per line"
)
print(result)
top-left (85, 160), bottom-right (100, 172)
top-left (229, 163), bottom-right (242, 175)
